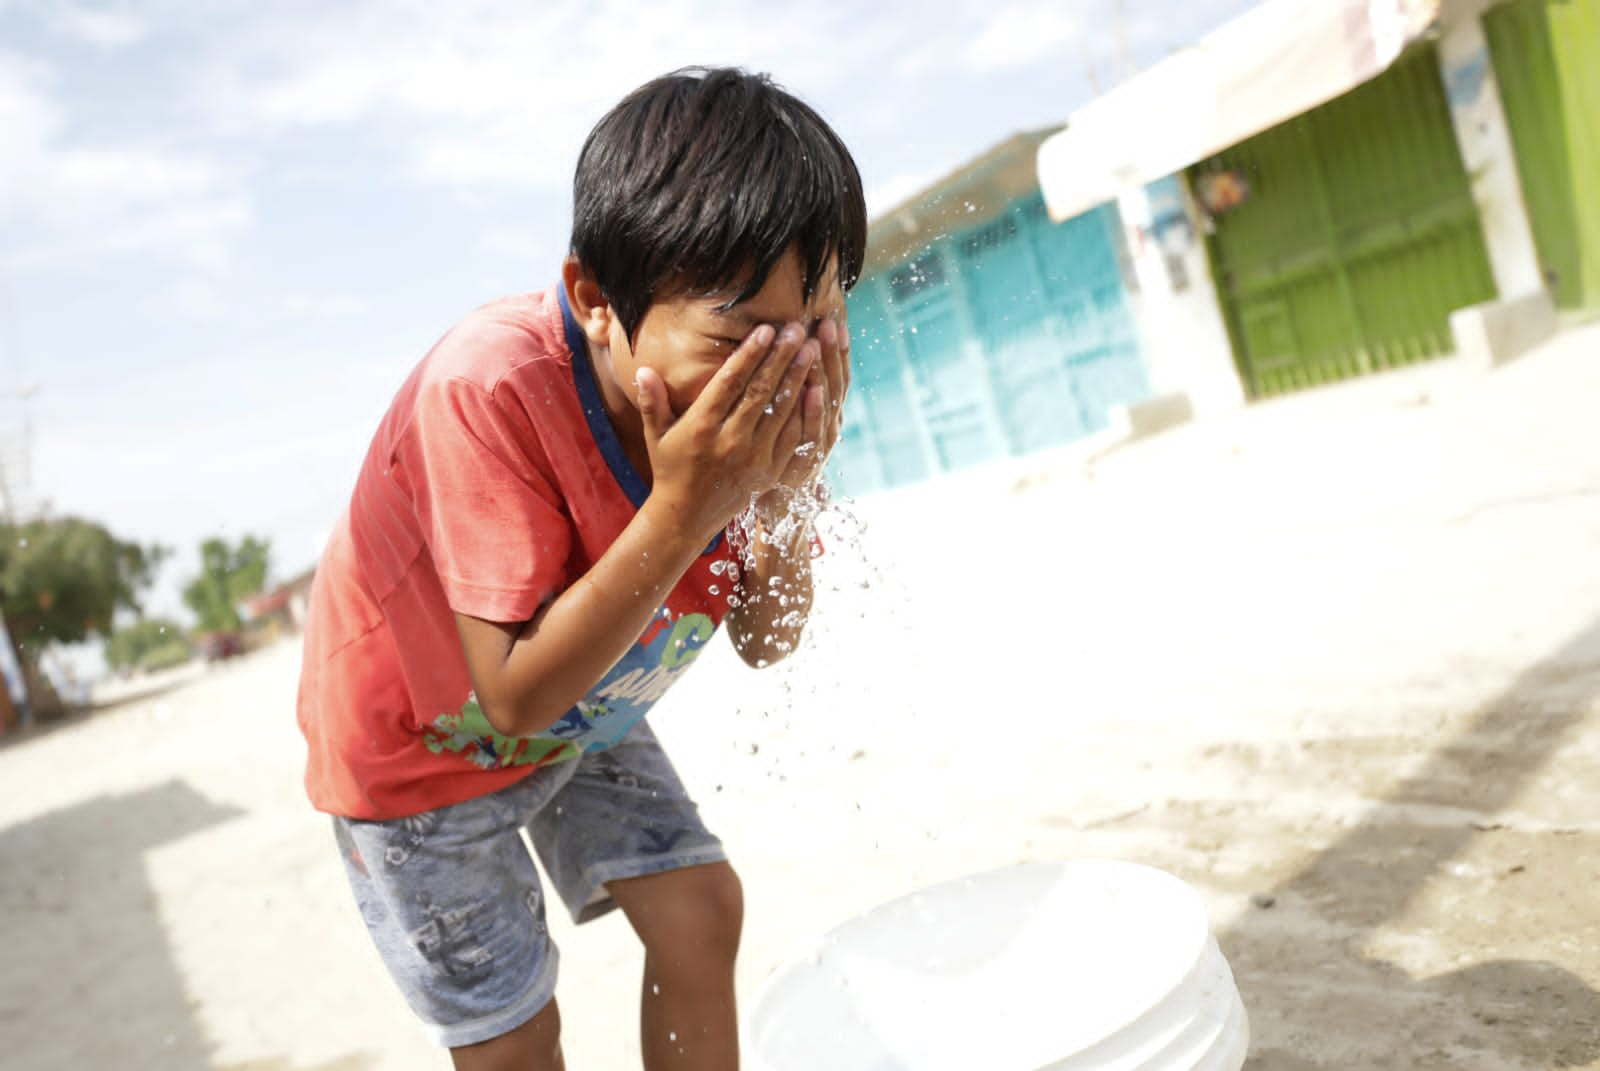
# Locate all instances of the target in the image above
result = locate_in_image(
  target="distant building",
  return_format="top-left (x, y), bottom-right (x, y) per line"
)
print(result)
top-left (1037, 0), bottom-right (1599, 401)
top-left (827, 129), bottom-right (1151, 497)
top-left (240, 566), bottom-right (316, 638)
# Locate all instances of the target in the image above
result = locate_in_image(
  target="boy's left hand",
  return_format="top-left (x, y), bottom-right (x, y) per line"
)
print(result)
top-left (768, 316), bottom-right (850, 496)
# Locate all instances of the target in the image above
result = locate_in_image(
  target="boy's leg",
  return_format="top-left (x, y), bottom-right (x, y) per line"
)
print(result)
top-left (449, 997), bottom-right (564, 1071)
top-left (526, 721), bottom-right (737, 1069)
top-left (332, 764), bottom-right (581, 1063)
top-left (608, 861), bottom-right (744, 1070)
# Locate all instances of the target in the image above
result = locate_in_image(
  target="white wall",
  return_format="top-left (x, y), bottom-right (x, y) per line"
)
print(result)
top-left (1117, 177), bottom-right (1247, 415)
top-left (1437, 8), bottom-right (1546, 299)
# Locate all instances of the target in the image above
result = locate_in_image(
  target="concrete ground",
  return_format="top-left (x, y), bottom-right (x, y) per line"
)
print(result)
top-left (4, 321), bottom-right (1600, 1070)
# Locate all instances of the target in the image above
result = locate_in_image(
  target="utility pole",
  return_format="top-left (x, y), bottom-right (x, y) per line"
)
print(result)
top-left (1068, 0), bottom-right (1105, 97)
top-left (0, 256), bottom-right (32, 728)
top-left (0, 265), bottom-right (35, 524)
top-left (1112, 0), bottom-right (1139, 79)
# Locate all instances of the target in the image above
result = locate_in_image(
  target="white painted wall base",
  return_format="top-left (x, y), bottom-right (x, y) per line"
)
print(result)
top-left (1110, 392), bottom-right (1196, 440)
top-left (1438, 7), bottom-right (1545, 299)
top-left (1450, 289), bottom-right (1558, 370)
top-left (1117, 178), bottom-right (1247, 420)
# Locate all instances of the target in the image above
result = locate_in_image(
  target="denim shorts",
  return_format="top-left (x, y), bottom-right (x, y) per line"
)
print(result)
top-left (331, 720), bottom-right (727, 1048)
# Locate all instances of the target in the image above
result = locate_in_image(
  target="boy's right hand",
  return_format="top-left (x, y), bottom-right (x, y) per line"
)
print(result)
top-left (636, 322), bottom-right (818, 538)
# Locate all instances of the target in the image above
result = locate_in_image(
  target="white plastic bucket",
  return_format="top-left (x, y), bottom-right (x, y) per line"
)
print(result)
top-left (743, 859), bottom-right (1248, 1071)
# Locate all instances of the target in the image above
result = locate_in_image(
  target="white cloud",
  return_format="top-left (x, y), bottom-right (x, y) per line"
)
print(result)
top-left (866, 167), bottom-right (947, 218)
top-left (964, 1), bottom-right (1080, 73)
top-left (50, 4), bottom-right (148, 49)
top-left (415, 111), bottom-right (590, 187)
top-left (11, 193), bottom-right (251, 272)
top-left (218, 0), bottom-right (847, 188)
top-left (54, 147), bottom-right (217, 199)
top-left (280, 292), bottom-right (371, 320)
top-left (251, 53), bottom-right (388, 126)
top-left (33, 351), bottom-right (405, 610)
top-left (0, 54), bottom-right (62, 190)
top-left (0, 48), bottom-right (245, 272)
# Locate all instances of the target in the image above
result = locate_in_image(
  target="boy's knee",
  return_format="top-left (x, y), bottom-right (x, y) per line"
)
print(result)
top-left (617, 862), bottom-right (744, 968)
top-left (450, 997), bottom-right (563, 1071)
top-left (691, 863), bottom-right (744, 950)
top-left (665, 863), bottom-right (744, 960)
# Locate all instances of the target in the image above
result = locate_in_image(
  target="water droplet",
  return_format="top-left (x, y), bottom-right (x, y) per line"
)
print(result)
top-left (708, 584), bottom-right (719, 595)
top-left (652, 983), bottom-right (661, 996)
top-left (669, 1032), bottom-right (677, 1042)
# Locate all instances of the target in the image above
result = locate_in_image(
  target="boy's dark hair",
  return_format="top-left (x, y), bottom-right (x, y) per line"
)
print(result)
top-left (571, 67), bottom-right (867, 343)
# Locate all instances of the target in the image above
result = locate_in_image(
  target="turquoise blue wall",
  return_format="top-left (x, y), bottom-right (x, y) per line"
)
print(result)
top-left (828, 194), bottom-right (1149, 496)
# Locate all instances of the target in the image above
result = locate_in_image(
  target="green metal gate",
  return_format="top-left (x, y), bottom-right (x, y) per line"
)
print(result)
top-left (1193, 45), bottom-right (1497, 398)
top-left (1485, 0), bottom-right (1600, 311)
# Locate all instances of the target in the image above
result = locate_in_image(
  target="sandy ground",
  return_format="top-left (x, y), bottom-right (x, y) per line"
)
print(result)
top-left (5, 322), bottom-right (1600, 1070)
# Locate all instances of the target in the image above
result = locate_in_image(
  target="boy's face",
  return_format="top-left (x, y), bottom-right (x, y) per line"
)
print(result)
top-left (608, 248), bottom-right (846, 421)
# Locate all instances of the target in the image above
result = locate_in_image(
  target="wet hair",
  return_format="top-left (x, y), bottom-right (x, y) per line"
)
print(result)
top-left (571, 67), bottom-right (867, 343)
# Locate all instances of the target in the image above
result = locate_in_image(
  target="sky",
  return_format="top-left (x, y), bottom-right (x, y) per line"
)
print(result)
top-left (1, 0), bottom-right (1260, 631)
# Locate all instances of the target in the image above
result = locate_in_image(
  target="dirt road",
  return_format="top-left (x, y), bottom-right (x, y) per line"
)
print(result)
top-left (4, 324), bottom-right (1599, 1069)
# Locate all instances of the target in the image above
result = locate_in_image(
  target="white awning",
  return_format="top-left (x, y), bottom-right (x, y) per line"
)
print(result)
top-left (1036, 0), bottom-right (1442, 222)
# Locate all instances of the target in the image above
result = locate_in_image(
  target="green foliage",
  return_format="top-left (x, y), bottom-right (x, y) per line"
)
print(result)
top-left (105, 616), bottom-right (189, 671)
top-left (0, 516), bottom-right (167, 656)
top-left (182, 535), bottom-right (271, 633)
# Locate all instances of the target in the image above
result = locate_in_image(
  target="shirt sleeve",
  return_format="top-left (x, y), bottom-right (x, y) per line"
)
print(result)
top-left (395, 374), bottom-right (572, 623)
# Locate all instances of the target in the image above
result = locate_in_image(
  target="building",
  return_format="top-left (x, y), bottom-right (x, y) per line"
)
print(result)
top-left (1037, 0), bottom-right (1596, 403)
top-left (1482, 0), bottom-right (1600, 313)
top-left (827, 130), bottom-right (1152, 497)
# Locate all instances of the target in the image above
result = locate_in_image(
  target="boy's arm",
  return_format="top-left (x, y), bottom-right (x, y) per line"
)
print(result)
top-left (726, 490), bottom-right (818, 667)
top-left (457, 323), bottom-right (817, 738)
top-left (729, 317), bottom-right (848, 668)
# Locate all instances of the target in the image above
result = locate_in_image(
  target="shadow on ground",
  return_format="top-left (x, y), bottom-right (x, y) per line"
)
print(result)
top-left (0, 776), bottom-right (384, 1071)
top-left (1227, 619), bottom-right (1600, 1069)
top-left (0, 779), bottom-right (239, 1068)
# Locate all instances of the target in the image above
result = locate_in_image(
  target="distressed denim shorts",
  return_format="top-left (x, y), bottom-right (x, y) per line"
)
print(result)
top-left (331, 720), bottom-right (727, 1048)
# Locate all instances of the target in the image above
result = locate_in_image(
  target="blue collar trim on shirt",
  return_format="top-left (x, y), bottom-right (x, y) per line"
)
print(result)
top-left (561, 287), bottom-right (652, 509)
top-left (558, 287), bottom-right (723, 554)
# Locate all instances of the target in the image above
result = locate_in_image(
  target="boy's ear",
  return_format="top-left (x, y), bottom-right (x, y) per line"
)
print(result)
top-left (561, 256), bottom-right (616, 347)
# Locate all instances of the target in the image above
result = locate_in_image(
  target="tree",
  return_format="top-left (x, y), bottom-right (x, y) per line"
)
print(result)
top-left (182, 535), bottom-right (271, 633)
top-left (0, 515), bottom-right (166, 722)
top-left (105, 616), bottom-right (189, 671)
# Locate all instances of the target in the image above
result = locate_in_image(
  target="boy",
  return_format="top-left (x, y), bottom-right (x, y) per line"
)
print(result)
top-left (296, 67), bottom-right (864, 1070)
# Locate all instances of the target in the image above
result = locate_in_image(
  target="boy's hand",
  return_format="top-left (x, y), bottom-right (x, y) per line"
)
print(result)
top-left (637, 322), bottom-right (817, 537)
top-left (757, 316), bottom-right (849, 521)
top-left (794, 315), bottom-right (849, 483)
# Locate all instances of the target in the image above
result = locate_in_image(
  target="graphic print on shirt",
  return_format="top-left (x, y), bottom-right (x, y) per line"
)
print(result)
top-left (421, 610), bottom-right (718, 770)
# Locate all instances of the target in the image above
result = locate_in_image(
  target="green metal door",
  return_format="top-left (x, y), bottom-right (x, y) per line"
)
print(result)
top-left (1193, 45), bottom-right (1497, 398)
top-left (1486, 0), bottom-right (1600, 311)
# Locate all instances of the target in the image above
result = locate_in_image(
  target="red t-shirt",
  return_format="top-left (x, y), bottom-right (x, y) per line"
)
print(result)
top-left (297, 286), bottom-right (738, 820)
